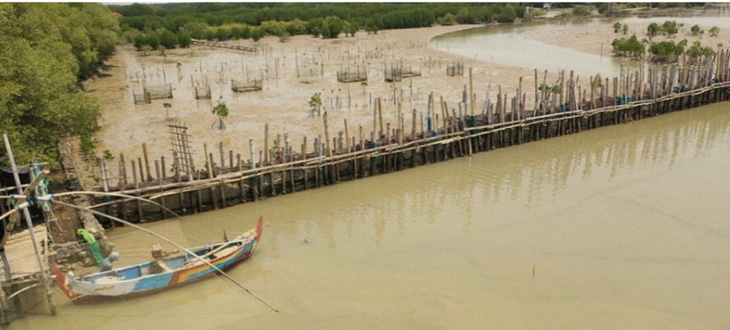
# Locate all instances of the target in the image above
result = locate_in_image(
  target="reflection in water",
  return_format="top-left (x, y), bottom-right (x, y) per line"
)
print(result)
top-left (17, 103), bottom-right (730, 328)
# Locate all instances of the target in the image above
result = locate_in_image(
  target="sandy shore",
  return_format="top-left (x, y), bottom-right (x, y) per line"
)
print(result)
top-left (82, 17), bottom-right (728, 187)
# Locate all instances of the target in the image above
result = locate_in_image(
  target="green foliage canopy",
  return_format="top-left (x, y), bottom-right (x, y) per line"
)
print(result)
top-left (611, 34), bottom-right (645, 59)
top-left (649, 40), bottom-right (686, 62)
top-left (0, 3), bottom-right (119, 165)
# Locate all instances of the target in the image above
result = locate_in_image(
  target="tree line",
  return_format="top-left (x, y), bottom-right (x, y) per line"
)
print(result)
top-left (110, 3), bottom-right (527, 51)
top-left (0, 3), bottom-right (120, 165)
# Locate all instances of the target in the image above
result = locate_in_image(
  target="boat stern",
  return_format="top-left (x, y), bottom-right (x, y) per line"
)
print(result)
top-left (51, 262), bottom-right (84, 301)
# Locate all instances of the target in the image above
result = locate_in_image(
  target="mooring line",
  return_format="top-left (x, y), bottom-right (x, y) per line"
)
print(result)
top-left (52, 200), bottom-right (279, 312)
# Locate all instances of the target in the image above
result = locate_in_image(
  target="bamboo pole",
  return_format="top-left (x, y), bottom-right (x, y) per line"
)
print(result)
top-left (323, 112), bottom-right (332, 157)
top-left (161, 156), bottom-right (167, 180)
top-left (534, 69), bottom-right (539, 110)
top-left (371, 99), bottom-right (378, 145)
top-left (264, 124), bottom-right (269, 164)
top-left (412, 108), bottom-right (417, 137)
top-left (344, 119), bottom-right (351, 152)
top-left (469, 67), bottom-right (475, 117)
top-left (155, 160), bottom-right (161, 186)
top-left (249, 140), bottom-right (256, 169)
top-left (137, 158), bottom-right (145, 183)
top-left (2, 134), bottom-right (56, 315)
top-left (143, 143), bottom-right (152, 181)
top-left (377, 98), bottom-right (384, 138)
top-left (219, 142), bottom-right (225, 170)
top-left (204, 144), bottom-right (214, 178)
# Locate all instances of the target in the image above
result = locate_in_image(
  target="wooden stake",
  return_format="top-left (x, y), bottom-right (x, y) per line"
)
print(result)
top-left (323, 112), bottom-right (332, 157)
top-left (412, 108), bottom-right (417, 137)
top-left (377, 98), bottom-right (384, 138)
top-left (143, 143), bottom-right (152, 181)
top-left (209, 152), bottom-right (215, 178)
top-left (161, 156), bottom-right (166, 179)
top-left (249, 139), bottom-right (256, 169)
top-left (137, 157), bottom-right (144, 183)
top-left (155, 160), bottom-right (161, 186)
top-left (469, 67), bottom-right (475, 116)
top-left (219, 142), bottom-right (225, 170)
top-left (344, 119), bottom-right (351, 153)
top-left (264, 123), bottom-right (269, 163)
top-left (120, 153), bottom-right (128, 185)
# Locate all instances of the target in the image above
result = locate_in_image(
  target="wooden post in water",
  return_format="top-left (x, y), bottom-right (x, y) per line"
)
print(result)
top-left (143, 143), bottom-right (152, 181)
top-left (161, 156), bottom-right (166, 180)
top-left (204, 143), bottom-right (214, 178)
top-left (377, 98), bottom-right (384, 138)
top-left (569, 71), bottom-right (575, 110)
top-left (371, 99), bottom-right (378, 145)
top-left (172, 152), bottom-right (180, 182)
top-left (131, 160), bottom-right (143, 220)
top-left (412, 109), bottom-right (417, 137)
top-left (469, 67), bottom-right (475, 117)
top-left (440, 96), bottom-right (447, 129)
top-left (137, 157), bottom-right (144, 183)
top-left (558, 70), bottom-right (565, 110)
top-left (344, 119), bottom-right (351, 152)
top-left (155, 160), bottom-right (161, 186)
top-left (541, 69), bottom-right (547, 114)
top-left (208, 152), bottom-right (215, 179)
top-left (264, 124), bottom-right (269, 164)
top-left (219, 142), bottom-right (225, 171)
top-left (323, 112), bottom-right (332, 157)
top-left (358, 126), bottom-right (364, 150)
top-left (534, 69), bottom-right (539, 110)
top-left (249, 139), bottom-right (256, 169)
top-left (639, 60), bottom-right (645, 100)
top-left (498, 86), bottom-right (505, 123)
top-left (209, 152), bottom-right (218, 209)
top-left (384, 122), bottom-right (391, 145)
top-left (397, 102), bottom-right (403, 139)
top-left (590, 76), bottom-right (595, 110)
top-left (120, 153), bottom-right (128, 185)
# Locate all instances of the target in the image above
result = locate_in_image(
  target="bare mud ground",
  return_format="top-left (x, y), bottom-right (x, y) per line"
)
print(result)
top-left (80, 16), bottom-right (729, 188)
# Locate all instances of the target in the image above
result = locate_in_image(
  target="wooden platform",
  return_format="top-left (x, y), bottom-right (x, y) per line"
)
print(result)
top-left (0, 226), bottom-right (48, 286)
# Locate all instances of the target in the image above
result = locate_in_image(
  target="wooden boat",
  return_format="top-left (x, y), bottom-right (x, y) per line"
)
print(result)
top-left (51, 217), bottom-right (264, 304)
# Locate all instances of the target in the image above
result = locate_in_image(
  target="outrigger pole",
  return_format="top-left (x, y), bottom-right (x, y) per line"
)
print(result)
top-left (50, 200), bottom-right (279, 313)
top-left (2, 190), bottom-right (278, 313)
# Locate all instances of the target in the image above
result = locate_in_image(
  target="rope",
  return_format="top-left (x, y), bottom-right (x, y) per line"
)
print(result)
top-left (52, 200), bottom-right (278, 312)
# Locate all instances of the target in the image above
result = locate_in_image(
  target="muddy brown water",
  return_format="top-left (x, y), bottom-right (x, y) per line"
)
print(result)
top-left (13, 101), bottom-right (730, 329)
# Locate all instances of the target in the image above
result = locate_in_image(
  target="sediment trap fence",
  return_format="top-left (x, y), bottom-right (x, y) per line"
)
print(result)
top-left (337, 67), bottom-right (368, 83)
top-left (384, 60), bottom-right (422, 83)
top-left (133, 84), bottom-right (173, 104)
top-left (89, 51), bottom-right (730, 224)
top-left (447, 62), bottom-right (464, 76)
top-left (194, 84), bottom-right (211, 100)
top-left (231, 79), bottom-right (263, 93)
